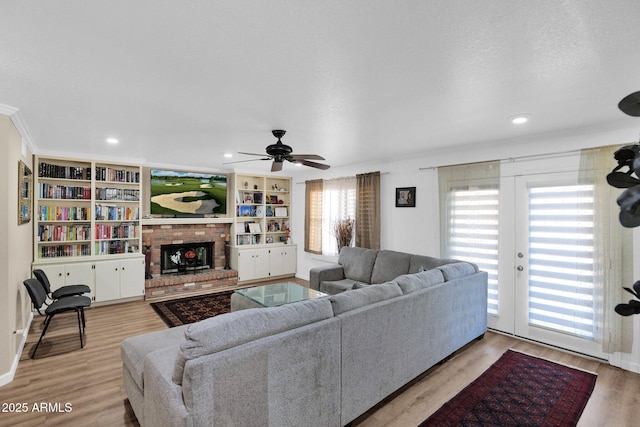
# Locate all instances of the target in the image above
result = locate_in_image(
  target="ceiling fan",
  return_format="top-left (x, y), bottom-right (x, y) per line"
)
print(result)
top-left (224, 130), bottom-right (330, 172)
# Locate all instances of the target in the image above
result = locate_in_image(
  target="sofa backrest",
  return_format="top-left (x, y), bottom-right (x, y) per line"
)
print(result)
top-left (394, 269), bottom-right (445, 294)
top-left (437, 262), bottom-right (478, 281)
top-left (338, 246), bottom-right (379, 283)
top-left (370, 250), bottom-right (412, 284)
top-left (328, 282), bottom-right (402, 315)
top-left (172, 297), bottom-right (334, 384)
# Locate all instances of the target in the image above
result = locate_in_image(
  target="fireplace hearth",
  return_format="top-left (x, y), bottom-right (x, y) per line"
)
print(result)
top-left (161, 241), bottom-right (214, 274)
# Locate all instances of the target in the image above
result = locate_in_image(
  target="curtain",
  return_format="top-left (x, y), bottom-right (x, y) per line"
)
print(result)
top-left (322, 176), bottom-right (357, 256)
top-left (304, 179), bottom-right (323, 254)
top-left (355, 171), bottom-right (380, 249)
top-left (579, 145), bottom-right (633, 353)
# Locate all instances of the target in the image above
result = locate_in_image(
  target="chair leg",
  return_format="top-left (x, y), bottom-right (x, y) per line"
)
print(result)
top-left (31, 314), bottom-right (53, 359)
top-left (76, 310), bottom-right (84, 348)
top-left (80, 307), bottom-right (86, 331)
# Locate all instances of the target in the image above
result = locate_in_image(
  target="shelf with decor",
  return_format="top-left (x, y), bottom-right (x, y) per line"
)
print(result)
top-left (230, 173), bottom-right (295, 283)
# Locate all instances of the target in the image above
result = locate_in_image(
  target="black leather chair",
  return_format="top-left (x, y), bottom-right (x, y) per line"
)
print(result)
top-left (23, 278), bottom-right (91, 358)
top-left (33, 269), bottom-right (91, 300)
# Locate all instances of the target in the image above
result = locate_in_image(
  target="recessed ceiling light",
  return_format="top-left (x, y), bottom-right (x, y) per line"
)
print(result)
top-left (106, 138), bottom-right (119, 144)
top-left (224, 153), bottom-right (233, 158)
top-left (510, 114), bottom-right (531, 124)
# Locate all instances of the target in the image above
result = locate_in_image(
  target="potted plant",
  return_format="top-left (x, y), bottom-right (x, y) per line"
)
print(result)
top-left (334, 218), bottom-right (354, 252)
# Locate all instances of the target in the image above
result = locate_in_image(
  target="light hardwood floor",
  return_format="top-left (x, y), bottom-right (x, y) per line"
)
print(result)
top-left (1, 283), bottom-right (638, 427)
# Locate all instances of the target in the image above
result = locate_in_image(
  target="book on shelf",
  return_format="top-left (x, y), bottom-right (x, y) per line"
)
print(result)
top-left (39, 162), bottom-right (91, 180)
top-left (39, 183), bottom-right (91, 200)
top-left (95, 166), bottom-right (140, 183)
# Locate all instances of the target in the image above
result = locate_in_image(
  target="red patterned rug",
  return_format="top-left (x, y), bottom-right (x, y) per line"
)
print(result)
top-left (420, 349), bottom-right (597, 427)
top-left (150, 290), bottom-right (233, 327)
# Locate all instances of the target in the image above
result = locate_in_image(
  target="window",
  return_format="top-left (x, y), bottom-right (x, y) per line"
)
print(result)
top-left (445, 184), bottom-right (500, 316)
top-left (527, 184), bottom-right (596, 338)
top-left (305, 176), bottom-right (357, 256)
top-left (439, 161), bottom-right (500, 317)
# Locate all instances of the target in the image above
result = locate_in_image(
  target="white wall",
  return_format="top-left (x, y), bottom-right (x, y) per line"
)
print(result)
top-left (0, 114), bottom-right (34, 386)
top-left (290, 123), bottom-right (640, 372)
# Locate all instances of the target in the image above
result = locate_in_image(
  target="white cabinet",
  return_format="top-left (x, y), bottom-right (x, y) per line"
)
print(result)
top-left (119, 258), bottom-right (145, 298)
top-left (35, 262), bottom-right (95, 300)
top-left (94, 260), bottom-right (121, 302)
top-left (232, 245), bottom-right (296, 283)
top-left (233, 248), bottom-right (271, 282)
top-left (94, 258), bottom-right (145, 302)
top-left (269, 246), bottom-right (297, 277)
top-left (34, 256), bottom-right (144, 304)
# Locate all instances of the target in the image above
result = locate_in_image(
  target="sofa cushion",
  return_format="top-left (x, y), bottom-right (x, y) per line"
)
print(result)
top-left (409, 255), bottom-right (456, 273)
top-left (121, 325), bottom-right (188, 391)
top-left (172, 297), bottom-right (334, 384)
top-left (328, 282), bottom-right (402, 316)
top-left (338, 247), bottom-right (378, 283)
top-left (370, 250), bottom-right (412, 284)
top-left (394, 269), bottom-right (445, 294)
top-left (320, 279), bottom-right (360, 295)
top-left (438, 262), bottom-right (478, 281)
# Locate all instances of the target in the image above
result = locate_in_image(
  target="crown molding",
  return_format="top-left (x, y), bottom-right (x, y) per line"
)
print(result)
top-left (0, 103), bottom-right (37, 156)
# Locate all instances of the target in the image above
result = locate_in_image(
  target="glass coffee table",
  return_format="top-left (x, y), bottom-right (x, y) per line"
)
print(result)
top-left (231, 282), bottom-right (328, 311)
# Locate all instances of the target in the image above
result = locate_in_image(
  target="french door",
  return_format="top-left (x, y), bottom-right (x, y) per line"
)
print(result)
top-left (512, 172), bottom-right (607, 359)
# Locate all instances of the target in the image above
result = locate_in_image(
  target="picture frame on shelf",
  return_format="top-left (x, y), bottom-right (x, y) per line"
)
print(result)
top-left (395, 187), bottom-right (416, 207)
top-left (265, 236), bottom-right (273, 244)
top-left (270, 195), bottom-right (278, 204)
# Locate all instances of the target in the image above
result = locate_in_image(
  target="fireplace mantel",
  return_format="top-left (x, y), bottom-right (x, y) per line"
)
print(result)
top-left (141, 217), bottom-right (233, 226)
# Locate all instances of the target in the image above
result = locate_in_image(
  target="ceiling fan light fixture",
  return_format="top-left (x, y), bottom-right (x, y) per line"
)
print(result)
top-left (510, 114), bottom-right (531, 124)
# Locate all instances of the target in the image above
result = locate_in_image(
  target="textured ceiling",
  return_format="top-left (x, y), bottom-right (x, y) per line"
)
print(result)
top-left (2, 1), bottom-right (640, 173)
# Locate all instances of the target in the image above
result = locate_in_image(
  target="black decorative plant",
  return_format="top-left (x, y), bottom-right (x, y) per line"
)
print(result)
top-left (609, 91), bottom-right (640, 315)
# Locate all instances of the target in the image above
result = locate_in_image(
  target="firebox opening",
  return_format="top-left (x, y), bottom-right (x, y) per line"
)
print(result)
top-left (160, 242), bottom-right (214, 274)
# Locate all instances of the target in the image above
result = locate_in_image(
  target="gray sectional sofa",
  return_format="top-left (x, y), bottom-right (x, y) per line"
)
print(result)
top-left (310, 246), bottom-right (467, 294)
top-left (121, 247), bottom-right (488, 427)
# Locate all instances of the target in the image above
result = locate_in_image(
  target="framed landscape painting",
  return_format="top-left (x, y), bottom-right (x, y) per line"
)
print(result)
top-left (150, 169), bottom-right (227, 216)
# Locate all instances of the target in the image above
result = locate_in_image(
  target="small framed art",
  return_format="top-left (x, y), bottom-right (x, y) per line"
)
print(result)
top-left (395, 187), bottom-right (415, 207)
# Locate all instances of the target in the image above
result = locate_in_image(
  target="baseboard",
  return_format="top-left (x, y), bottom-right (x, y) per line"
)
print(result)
top-left (0, 312), bottom-right (33, 386)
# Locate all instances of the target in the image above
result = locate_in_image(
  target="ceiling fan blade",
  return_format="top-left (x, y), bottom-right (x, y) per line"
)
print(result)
top-left (238, 152), bottom-right (273, 157)
top-left (223, 158), bottom-right (270, 165)
top-left (289, 154), bottom-right (326, 161)
top-left (271, 160), bottom-right (283, 172)
top-left (297, 159), bottom-right (330, 170)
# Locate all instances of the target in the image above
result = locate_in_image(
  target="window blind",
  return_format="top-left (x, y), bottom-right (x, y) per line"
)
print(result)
top-left (527, 184), bottom-right (595, 339)
top-left (447, 185), bottom-right (500, 316)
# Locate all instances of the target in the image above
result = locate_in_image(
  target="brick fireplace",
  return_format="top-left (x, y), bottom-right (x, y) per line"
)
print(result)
top-left (142, 222), bottom-right (238, 299)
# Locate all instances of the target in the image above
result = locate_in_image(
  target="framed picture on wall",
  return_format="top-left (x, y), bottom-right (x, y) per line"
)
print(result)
top-left (395, 187), bottom-right (415, 207)
top-left (18, 160), bottom-right (32, 224)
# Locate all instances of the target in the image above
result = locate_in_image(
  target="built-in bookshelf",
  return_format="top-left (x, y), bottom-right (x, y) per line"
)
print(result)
top-left (34, 156), bottom-right (142, 261)
top-left (233, 174), bottom-right (292, 247)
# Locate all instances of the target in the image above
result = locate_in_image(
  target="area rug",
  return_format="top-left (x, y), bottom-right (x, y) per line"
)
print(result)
top-left (150, 290), bottom-right (233, 327)
top-left (419, 349), bottom-right (597, 427)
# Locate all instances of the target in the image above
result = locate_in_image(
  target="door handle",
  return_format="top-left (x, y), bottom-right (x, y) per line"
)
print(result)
top-left (517, 266), bottom-right (524, 272)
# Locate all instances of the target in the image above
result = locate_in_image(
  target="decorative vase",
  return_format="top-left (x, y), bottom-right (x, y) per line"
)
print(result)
top-left (224, 240), bottom-right (231, 270)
